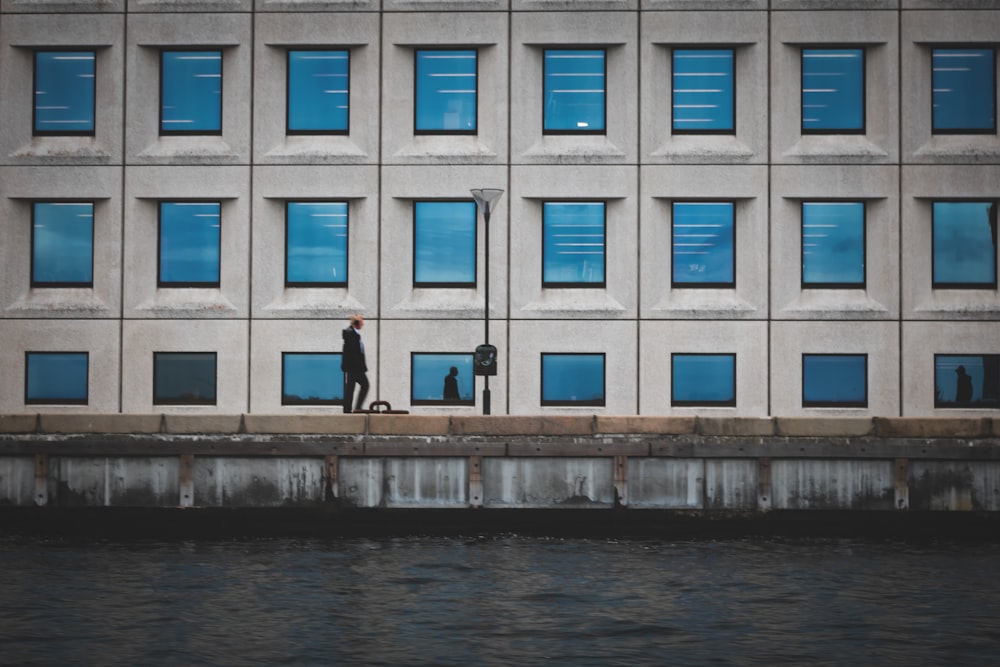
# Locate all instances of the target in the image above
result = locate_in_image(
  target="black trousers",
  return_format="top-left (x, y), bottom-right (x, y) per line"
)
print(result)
top-left (343, 371), bottom-right (369, 413)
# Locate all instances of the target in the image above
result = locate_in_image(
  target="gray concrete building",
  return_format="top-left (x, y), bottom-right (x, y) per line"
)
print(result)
top-left (0, 1), bottom-right (997, 417)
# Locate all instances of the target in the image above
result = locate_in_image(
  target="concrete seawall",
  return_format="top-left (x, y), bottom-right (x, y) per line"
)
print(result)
top-left (2, 415), bottom-right (999, 537)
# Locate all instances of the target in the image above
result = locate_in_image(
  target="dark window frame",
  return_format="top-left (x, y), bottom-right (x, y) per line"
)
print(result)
top-left (670, 47), bottom-right (736, 136)
top-left (286, 48), bottom-right (351, 136)
top-left (801, 353), bottom-right (869, 408)
top-left (281, 351), bottom-right (344, 406)
top-left (30, 200), bottom-right (95, 288)
top-left (159, 48), bottom-right (224, 137)
top-left (157, 200), bottom-right (222, 289)
top-left (410, 352), bottom-right (476, 406)
top-left (933, 353), bottom-right (1000, 409)
top-left (670, 352), bottom-right (737, 408)
top-left (542, 200), bottom-right (608, 289)
top-left (32, 49), bottom-right (97, 137)
top-left (800, 46), bottom-right (867, 136)
top-left (671, 200), bottom-right (737, 289)
top-left (24, 351), bottom-right (89, 405)
top-left (153, 351), bottom-right (218, 406)
top-left (413, 47), bottom-right (479, 136)
top-left (800, 200), bottom-right (867, 290)
top-left (540, 352), bottom-right (607, 407)
top-left (542, 47), bottom-right (608, 136)
top-left (412, 199), bottom-right (478, 288)
top-left (931, 198), bottom-right (999, 290)
top-left (284, 200), bottom-right (349, 288)
top-left (930, 45), bottom-right (997, 136)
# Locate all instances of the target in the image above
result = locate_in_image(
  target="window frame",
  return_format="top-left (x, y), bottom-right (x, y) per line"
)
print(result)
top-left (412, 200), bottom-right (478, 288)
top-left (157, 200), bottom-right (222, 289)
top-left (540, 352), bottom-right (606, 407)
top-left (30, 200), bottom-right (95, 288)
top-left (931, 46), bottom-right (997, 136)
top-left (931, 199), bottom-right (998, 290)
top-left (800, 46), bottom-right (866, 135)
top-left (671, 353), bottom-right (737, 408)
top-left (410, 352), bottom-right (476, 407)
top-left (801, 353), bottom-right (869, 408)
top-left (933, 353), bottom-right (1000, 409)
top-left (671, 47), bottom-right (736, 136)
top-left (286, 48), bottom-right (350, 136)
top-left (542, 201), bottom-right (607, 289)
top-left (284, 201), bottom-right (349, 288)
top-left (281, 351), bottom-right (344, 406)
top-left (32, 49), bottom-right (97, 137)
top-left (159, 49), bottom-right (223, 137)
top-left (152, 351), bottom-right (218, 406)
top-left (24, 351), bottom-right (89, 406)
top-left (542, 48), bottom-right (607, 136)
top-left (413, 47), bottom-right (479, 136)
top-left (800, 201), bottom-right (867, 290)
top-left (671, 200), bottom-right (737, 289)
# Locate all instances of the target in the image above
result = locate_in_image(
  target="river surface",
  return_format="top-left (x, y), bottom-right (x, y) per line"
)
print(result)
top-left (1, 534), bottom-right (998, 666)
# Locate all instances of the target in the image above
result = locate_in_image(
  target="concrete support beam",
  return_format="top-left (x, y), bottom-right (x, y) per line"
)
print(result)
top-left (894, 458), bottom-right (909, 510)
top-left (614, 455), bottom-right (628, 507)
top-left (179, 454), bottom-right (194, 508)
top-left (758, 458), bottom-right (772, 512)
top-left (469, 456), bottom-right (483, 508)
top-left (34, 453), bottom-right (47, 507)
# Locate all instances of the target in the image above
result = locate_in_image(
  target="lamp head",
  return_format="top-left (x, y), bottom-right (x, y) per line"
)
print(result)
top-left (470, 189), bottom-right (504, 218)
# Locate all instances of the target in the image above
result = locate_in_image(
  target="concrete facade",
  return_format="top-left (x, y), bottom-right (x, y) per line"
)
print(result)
top-left (0, 3), bottom-right (998, 417)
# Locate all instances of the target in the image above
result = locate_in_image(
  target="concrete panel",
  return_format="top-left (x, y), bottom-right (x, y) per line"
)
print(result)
top-left (483, 457), bottom-right (615, 507)
top-left (340, 457), bottom-right (384, 508)
top-left (0, 415), bottom-right (37, 433)
top-left (243, 414), bottom-right (366, 435)
top-left (381, 458), bottom-right (468, 508)
top-left (874, 417), bottom-right (992, 439)
top-left (628, 457), bottom-right (704, 509)
top-left (771, 459), bottom-right (894, 510)
top-left (698, 418), bottom-right (774, 437)
top-left (193, 457), bottom-right (325, 507)
top-left (705, 459), bottom-right (758, 511)
top-left (369, 416), bottom-right (451, 436)
top-left (254, 0), bottom-right (379, 11)
top-left (453, 416), bottom-right (594, 436)
top-left (0, 457), bottom-right (37, 506)
top-left (596, 416), bottom-right (696, 435)
top-left (910, 461), bottom-right (1000, 512)
top-left (775, 418), bottom-right (875, 437)
top-left (2, 0), bottom-right (125, 11)
top-left (50, 457), bottom-right (180, 507)
top-left (164, 415), bottom-right (243, 434)
top-left (40, 414), bottom-right (162, 434)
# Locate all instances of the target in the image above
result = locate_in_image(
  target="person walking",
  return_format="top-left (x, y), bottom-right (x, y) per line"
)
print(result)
top-left (341, 314), bottom-right (369, 413)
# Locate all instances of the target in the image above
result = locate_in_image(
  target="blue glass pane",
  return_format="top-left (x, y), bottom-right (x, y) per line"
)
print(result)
top-left (932, 202), bottom-right (997, 287)
top-left (933, 49), bottom-right (996, 132)
top-left (288, 50), bottom-right (349, 132)
top-left (161, 51), bottom-right (222, 133)
top-left (541, 354), bottom-right (605, 405)
top-left (802, 49), bottom-right (864, 132)
top-left (672, 49), bottom-right (734, 133)
top-left (672, 202), bottom-right (735, 286)
top-left (672, 354), bottom-right (736, 405)
top-left (544, 50), bottom-right (605, 132)
top-left (26, 352), bottom-right (88, 403)
top-left (412, 354), bottom-right (475, 403)
top-left (543, 202), bottom-right (605, 285)
top-left (286, 202), bottom-right (348, 285)
top-left (283, 353), bottom-right (343, 404)
top-left (934, 354), bottom-right (1000, 408)
top-left (32, 202), bottom-right (93, 285)
top-left (154, 352), bottom-right (216, 404)
top-left (414, 202), bottom-right (477, 285)
top-left (415, 50), bottom-right (477, 132)
top-left (159, 202), bottom-right (221, 285)
top-left (34, 51), bottom-right (95, 134)
top-left (802, 354), bottom-right (867, 406)
top-left (802, 202), bottom-right (865, 286)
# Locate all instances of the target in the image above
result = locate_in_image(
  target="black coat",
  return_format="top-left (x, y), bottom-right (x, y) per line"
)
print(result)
top-left (341, 326), bottom-right (367, 373)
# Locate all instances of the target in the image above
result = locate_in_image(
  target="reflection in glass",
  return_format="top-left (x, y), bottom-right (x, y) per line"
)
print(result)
top-left (161, 51), bottom-right (222, 134)
top-left (802, 354), bottom-right (867, 407)
top-left (159, 202), bottom-right (221, 286)
top-left (672, 202), bottom-right (735, 287)
top-left (932, 48), bottom-right (996, 133)
top-left (415, 50), bottom-right (477, 132)
top-left (25, 352), bottom-right (88, 404)
top-left (802, 202), bottom-right (865, 287)
top-left (934, 355), bottom-right (1000, 408)
top-left (413, 201), bottom-right (477, 286)
top-left (153, 352), bottom-right (216, 405)
top-left (801, 49), bottom-right (864, 133)
top-left (32, 202), bottom-right (94, 286)
top-left (286, 202), bottom-right (348, 286)
top-left (411, 353), bottom-right (474, 405)
top-left (282, 353), bottom-right (343, 405)
top-left (672, 49), bottom-right (734, 133)
top-left (34, 51), bottom-right (95, 135)
top-left (543, 202), bottom-right (605, 286)
top-left (544, 50), bottom-right (605, 133)
top-left (541, 353), bottom-right (605, 406)
top-left (288, 50), bottom-right (349, 133)
top-left (672, 354), bottom-right (736, 407)
top-left (932, 201), bottom-right (997, 288)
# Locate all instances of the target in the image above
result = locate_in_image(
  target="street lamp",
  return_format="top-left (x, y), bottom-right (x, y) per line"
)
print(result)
top-left (470, 188), bottom-right (504, 415)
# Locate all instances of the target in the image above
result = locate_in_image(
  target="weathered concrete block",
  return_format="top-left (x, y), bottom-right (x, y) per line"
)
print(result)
top-left (770, 459), bottom-right (894, 510)
top-left (50, 457), bottom-right (179, 507)
top-left (482, 457), bottom-right (615, 508)
top-left (368, 415), bottom-right (451, 436)
top-left (39, 414), bottom-right (162, 434)
top-left (909, 461), bottom-right (1000, 512)
top-left (0, 415), bottom-right (38, 434)
top-left (775, 418), bottom-right (874, 438)
top-left (628, 458), bottom-right (704, 509)
top-left (698, 417), bottom-right (775, 437)
top-left (0, 457), bottom-right (37, 505)
top-left (242, 414), bottom-right (365, 435)
top-left (164, 414), bottom-right (243, 434)
top-left (875, 418), bottom-right (991, 439)
top-left (339, 457), bottom-right (468, 509)
top-left (192, 457), bottom-right (325, 508)
top-left (451, 416), bottom-right (594, 436)
top-left (596, 416), bottom-right (696, 435)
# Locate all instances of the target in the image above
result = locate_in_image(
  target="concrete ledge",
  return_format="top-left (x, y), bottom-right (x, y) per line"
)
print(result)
top-left (368, 415), bottom-right (451, 436)
top-left (595, 416), bottom-right (696, 435)
top-left (775, 418), bottom-right (874, 438)
top-left (451, 416), bottom-right (594, 436)
top-left (364, 441), bottom-right (506, 456)
top-left (164, 414), bottom-right (243, 435)
top-left (874, 417), bottom-right (992, 439)
top-left (0, 415), bottom-right (38, 434)
top-left (242, 414), bottom-right (365, 435)
top-left (697, 417), bottom-right (775, 437)
top-left (38, 414), bottom-right (162, 434)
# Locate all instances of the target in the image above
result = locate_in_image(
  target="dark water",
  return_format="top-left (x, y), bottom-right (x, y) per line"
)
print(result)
top-left (1, 534), bottom-right (999, 666)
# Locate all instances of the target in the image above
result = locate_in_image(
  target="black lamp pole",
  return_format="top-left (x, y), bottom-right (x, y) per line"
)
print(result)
top-left (471, 189), bottom-right (504, 415)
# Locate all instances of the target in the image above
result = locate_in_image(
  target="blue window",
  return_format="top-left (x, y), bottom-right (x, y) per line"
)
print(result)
top-left (672, 49), bottom-right (734, 133)
top-left (543, 202), bottom-right (605, 287)
top-left (802, 202), bottom-right (866, 288)
top-left (33, 51), bottom-right (95, 135)
top-left (541, 353), bottom-right (605, 407)
top-left (25, 352), bottom-right (88, 405)
top-left (934, 354), bottom-right (1000, 409)
top-left (544, 49), bottom-right (605, 133)
top-left (672, 354), bottom-right (736, 407)
top-left (411, 353), bottom-right (475, 405)
top-left (802, 354), bottom-right (867, 408)
top-left (287, 50), bottom-right (349, 134)
top-left (413, 201), bottom-right (477, 287)
top-left (161, 51), bottom-right (222, 134)
top-left (415, 50), bottom-right (477, 133)
top-left (282, 352), bottom-right (344, 406)
top-left (672, 202), bottom-right (735, 287)
top-left (158, 202), bottom-right (221, 287)
top-left (932, 48), bottom-right (996, 134)
top-left (286, 202), bottom-right (348, 287)
top-left (932, 201), bottom-right (997, 289)
top-left (801, 48), bottom-right (865, 133)
top-left (153, 352), bottom-right (217, 405)
top-left (31, 202), bottom-right (94, 287)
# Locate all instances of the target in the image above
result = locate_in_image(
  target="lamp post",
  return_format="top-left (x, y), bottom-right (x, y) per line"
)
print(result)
top-left (470, 188), bottom-right (504, 415)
